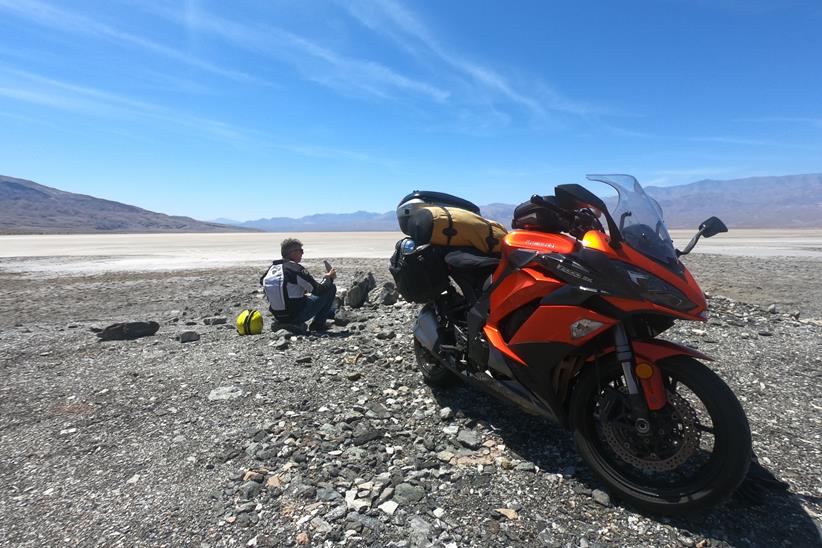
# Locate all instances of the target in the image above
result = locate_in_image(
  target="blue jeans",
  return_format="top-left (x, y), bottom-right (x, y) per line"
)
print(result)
top-left (292, 285), bottom-right (336, 328)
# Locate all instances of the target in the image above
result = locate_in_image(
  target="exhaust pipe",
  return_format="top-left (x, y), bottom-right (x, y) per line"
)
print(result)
top-left (414, 307), bottom-right (440, 353)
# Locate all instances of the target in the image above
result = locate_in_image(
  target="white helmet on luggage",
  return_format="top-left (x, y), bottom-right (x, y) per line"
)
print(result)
top-left (396, 190), bottom-right (480, 235)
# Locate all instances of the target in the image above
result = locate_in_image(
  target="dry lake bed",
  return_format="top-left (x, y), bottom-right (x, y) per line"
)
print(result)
top-left (1, 229), bottom-right (821, 275)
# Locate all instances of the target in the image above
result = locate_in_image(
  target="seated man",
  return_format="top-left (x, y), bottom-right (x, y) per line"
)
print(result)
top-left (262, 238), bottom-right (337, 331)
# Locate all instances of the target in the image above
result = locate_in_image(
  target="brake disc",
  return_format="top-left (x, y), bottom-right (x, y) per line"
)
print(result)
top-left (601, 391), bottom-right (701, 472)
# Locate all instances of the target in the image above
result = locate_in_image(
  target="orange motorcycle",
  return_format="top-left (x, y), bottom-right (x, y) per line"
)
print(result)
top-left (391, 174), bottom-right (751, 515)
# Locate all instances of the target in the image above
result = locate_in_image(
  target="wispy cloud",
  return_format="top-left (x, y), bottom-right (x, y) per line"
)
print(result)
top-left (0, 0), bottom-right (261, 84)
top-left (140, 3), bottom-right (449, 103)
top-left (0, 66), bottom-right (377, 161)
top-left (340, 0), bottom-right (600, 118)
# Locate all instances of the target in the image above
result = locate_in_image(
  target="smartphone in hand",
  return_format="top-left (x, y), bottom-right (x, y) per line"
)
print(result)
top-left (323, 260), bottom-right (332, 272)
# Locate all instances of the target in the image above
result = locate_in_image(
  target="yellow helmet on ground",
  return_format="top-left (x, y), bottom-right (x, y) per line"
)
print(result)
top-left (236, 309), bottom-right (263, 335)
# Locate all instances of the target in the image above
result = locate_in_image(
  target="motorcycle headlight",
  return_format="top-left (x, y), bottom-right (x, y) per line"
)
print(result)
top-left (610, 261), bottom-right (697, 312)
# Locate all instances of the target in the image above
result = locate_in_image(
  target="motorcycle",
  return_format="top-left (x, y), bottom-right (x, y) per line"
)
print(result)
top-left (396, 174), bottom-right (751, 515)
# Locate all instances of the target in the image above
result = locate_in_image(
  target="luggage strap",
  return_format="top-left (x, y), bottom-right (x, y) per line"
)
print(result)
top-left (243, 310), bottom-right (254, 334)
top-left (438, 206), bottom-right (457, 247)
top-left (484, 220), bottom-right (499, 254)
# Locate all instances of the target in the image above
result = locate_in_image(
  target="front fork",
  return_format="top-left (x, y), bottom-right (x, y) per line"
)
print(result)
top-left (613, 324), bottom-right (667, 433)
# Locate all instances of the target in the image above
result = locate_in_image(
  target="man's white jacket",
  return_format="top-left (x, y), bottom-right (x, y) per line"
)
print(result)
top-left (262, 259), bottom-right (331, 320)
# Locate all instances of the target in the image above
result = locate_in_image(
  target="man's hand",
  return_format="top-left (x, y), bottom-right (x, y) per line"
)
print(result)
top-left (324, 268), bottom-right (337, 281)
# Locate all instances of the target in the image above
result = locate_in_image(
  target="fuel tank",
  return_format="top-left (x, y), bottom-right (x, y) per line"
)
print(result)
top-left (501, 230), bottom-right (577, 256)
top-left (489, 231), bottom-right (577, 321)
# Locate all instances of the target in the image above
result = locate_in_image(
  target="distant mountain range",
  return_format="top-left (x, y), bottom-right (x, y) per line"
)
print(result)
top-left (224, 173), bottom-right (822, 231)
top-left (2, 173), bottom-right (820, 234)
top-left (643, 173), bottom-right (822, 228)
top-left (0, 175), bottom-right (253, 234)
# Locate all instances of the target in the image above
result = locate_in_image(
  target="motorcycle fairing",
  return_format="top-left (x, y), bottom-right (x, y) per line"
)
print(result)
top-left (632, 339), bottom-right (714, 363)
top-left (508, 305), bottom-right (615, 346)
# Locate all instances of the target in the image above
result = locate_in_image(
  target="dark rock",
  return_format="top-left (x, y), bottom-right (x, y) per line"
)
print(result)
top-left (96, 321), bottom-right (159, 341)
top-left (203, 317), bottom-right (227, 325)
top-left (177, 331), bottom-right (200, 343)
top-left (238, 481), bottom-right (261, 500)
top-left (390, 469), bottom-right (404, 487)
top-left (345, 271), bottom-right (377, 308)
top-left (333, 309), bottom-right (361, 326)
top-left (370, 282), bottom-right (399, 306)
top-left (316, 487), bottom-right (342, 502)
top-left (353, 429), bottom-right (383, 446)
top-left (393, 483), bottom-right (425, 504)
top-left (456, 429), bottom-right (482, 450)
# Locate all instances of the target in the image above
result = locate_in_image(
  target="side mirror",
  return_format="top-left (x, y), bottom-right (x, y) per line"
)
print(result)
top-left (699, 216), bottom-right (727, 238)
top-left (677, 217), bottom-right (729, 256)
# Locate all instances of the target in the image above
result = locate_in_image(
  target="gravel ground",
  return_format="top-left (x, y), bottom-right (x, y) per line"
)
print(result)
top-left (0, 256), bottom-right (820, 547)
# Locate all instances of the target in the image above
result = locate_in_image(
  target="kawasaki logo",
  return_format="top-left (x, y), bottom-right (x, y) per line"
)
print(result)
top-left (524, 240), bottom-right (556, 249)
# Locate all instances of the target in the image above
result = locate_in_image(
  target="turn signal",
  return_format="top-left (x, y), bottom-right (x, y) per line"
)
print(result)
top-left (635, 362), bottom-right (655, 379)
top-left (569, 318), bottom-right (604, 339)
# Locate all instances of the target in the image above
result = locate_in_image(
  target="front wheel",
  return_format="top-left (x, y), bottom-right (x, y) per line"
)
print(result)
top-left (570, 356), bottom-right (751, 515)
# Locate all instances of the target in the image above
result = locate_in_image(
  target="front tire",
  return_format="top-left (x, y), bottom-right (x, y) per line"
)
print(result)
top-left (570, 356), bottom-right (751, 515)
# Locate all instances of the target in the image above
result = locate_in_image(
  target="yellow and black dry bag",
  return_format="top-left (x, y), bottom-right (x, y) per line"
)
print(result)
top-left (236, 309), bottom-right (263, 335)
top-left (407, 205), bottom-right (507, 255)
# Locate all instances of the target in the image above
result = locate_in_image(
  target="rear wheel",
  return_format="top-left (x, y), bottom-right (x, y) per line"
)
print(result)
top-left (570, 356), bottom-right (751, 515)
top-left (413, 339), bottom-right (458, 387)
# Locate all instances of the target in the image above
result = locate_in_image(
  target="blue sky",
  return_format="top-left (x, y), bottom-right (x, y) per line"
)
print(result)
top-left (1, 0), bottom-right (820, 220)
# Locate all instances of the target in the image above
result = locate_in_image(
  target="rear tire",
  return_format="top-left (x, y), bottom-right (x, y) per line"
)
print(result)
top-left (413, 339), bottom-right (458, 388)
top-left (570, 356), bottom-right (751, 515)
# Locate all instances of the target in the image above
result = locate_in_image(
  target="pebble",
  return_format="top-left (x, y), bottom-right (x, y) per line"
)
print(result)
top-left (177, 331), bottom-right (200, 343)
top-left (203, 317), bottom-right (227, 325)
top-left (207, 386), bottom-right (243, 401)
top-left (493, 508), bottom-right (518, 520)
top-left (393, 483), bottom-right (426, 504)
top-left (442, 425), bottom-right (459, 436)
top-left (238, 481), bottom-right (261, 500)
top-left (456, 429), bottom-right (482, 450)
top-left (592, 489), bottom-right (611, 507)
top-left (377, 500), bottom-right (399, 515)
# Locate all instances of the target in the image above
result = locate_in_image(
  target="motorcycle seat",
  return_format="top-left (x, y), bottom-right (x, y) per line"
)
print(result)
top-left (444, 249), bottom-right (501, 271)
top-left (445, 249), bottom-right (500, 303)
